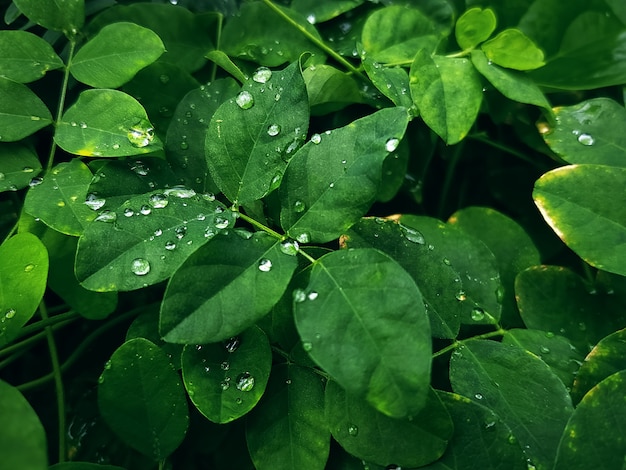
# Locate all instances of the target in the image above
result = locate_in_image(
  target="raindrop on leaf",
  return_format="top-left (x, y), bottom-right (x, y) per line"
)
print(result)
top-left (235, 372), bottom-right (255, 392)
top-left (235, 91), bottom-right (254, 109)
top-left (252, 66), bottom-right (272, 84)
top-left (127, 123), bottom-right (155, 148)
top-left (385, 137), bottom-right (400, 152)
top-left (258, 258), bottom-right (273, 272)
top-left (130, 258), bottom-right (150, 276)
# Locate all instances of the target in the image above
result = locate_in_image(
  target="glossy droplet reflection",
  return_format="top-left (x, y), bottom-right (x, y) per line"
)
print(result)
top-left (385, 137), bottom-right (400, 152)
top-left (577, 133), bottom-right (594, 146)
top-left (280, 239), bottom-right (299, 256)
top-left (224, 337), bottom-right (241, 353)
top-left (236, 91), bottom-right (254, 109)
top-left (131, 258), bottom-right (150, 276)
top-left (471, 307), bottom-right (485, 321)
top-left (310, 133), bottom-right (321, 144)
top-left (235, 372), bottom-right (255, 392)
top-left (348, 424), bottom-right (359, 436)
top-left (149, 193), bottom-right (168, 208)
top-left (127, 123), bottom-right (155, 148)
top-left (267, 124), bottom-right (281, 136)
top-left (258, 258), bottom-right (273, 272)
top-left (252, 66), bottom-right (272, 84)
top-left (85, 193), bottom-right (106, 211)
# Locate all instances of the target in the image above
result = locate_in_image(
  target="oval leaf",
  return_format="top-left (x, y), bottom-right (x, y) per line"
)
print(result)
top-left (294, 248), bottom-right (431, 418)
top-left (0, 30), bottom-right (63, 83)
top-left (55, 89), bottom-right (162, 157)
top-left (13, 0), bottom-right (84, 32)
top-left (481, 28), bottom-right (545, 71)
top-left (71, 22), bottom-right (165, 88)
top-left (98, 338), bottom-right (188, 461)
top-left (0, 143), bottom-right (42, 192)
top-left (455, 7), bottom-right (497, 50)
top-left (0, 78), bottom-right (52, 141)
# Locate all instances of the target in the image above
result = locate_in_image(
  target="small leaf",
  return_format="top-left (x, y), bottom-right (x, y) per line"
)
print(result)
top-left (0, 78), bottom-right (52, 141)
top-left (0, 31), bottom-right (63, 83)
top-left (71, 22), bottom-right (165, 88)
top-left (362, 57), bottom-right (413, 109)
top-left (160, 231), bottom-right (298, 344)
top-left (205, 50), bottom-right (247, 84)
top-left (246, 364), bottom-right (330, 470)
top-left (0, 379), bottom-right (47, 470)
top-left (554, 370), bottom-right (626, 470)
top-left (455, 7), bottom-right (497, 50)
top-left (280, 107), bottom-right (409, 243)
top-left (542, 98), bottom-right (626, 167)
top-left (98, 338), bottom-right (189, 461)
top-left (409, 50), bottom-right (483, 144)
top-left (24, 159), bottom-right (95, 236)
top-left (205, 61), bottom-right (309, 204)
top-left (182, 326), bottom-right (271, 424)
top-left (75, 189), bottom-right (234, 291)
top-left (0, 143), bottom-right (42, 192)
top-left (55, 89), bottom-right (162, 157)
top-left (295, 248), bottom-right (431, 418)
top-left (0, 233), bottom-right (48, 347)
top-left (533, 164), bottom-right (626, 276)
top-left (303, 64), bottom-right (363, 115)
top-left (450, 340), bottom-right (573, 470)
top-left (13, 0), bottom-right (84, 33)
top-left (325, 381), bottom-right (452, 467)
top-left (481, 28), bottom-right (545, 71)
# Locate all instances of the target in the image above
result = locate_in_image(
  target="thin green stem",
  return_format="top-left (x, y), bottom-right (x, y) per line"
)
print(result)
top-left (236, 211), bottom-right (284, 239)
top-left (260, 0), bottom-right (364, 78)
top-left (296, 247), bottom-right (317, 264)
top-left (432, 328), bottom-right (507, 358)
top-left (446, 49), bottom-right (471, 59)
top-left (468, 133), bottom-right (539, 167)
top-left (437, 141), bottom-right (465, 219)
top-left (39, 302), bottom-right (66, 463)
top-left (210, 14), bottom-right (224, 82)
top-left (0, 319), bottom-right (74, 361)
top-left (15, 310), bottom-right (79, 341)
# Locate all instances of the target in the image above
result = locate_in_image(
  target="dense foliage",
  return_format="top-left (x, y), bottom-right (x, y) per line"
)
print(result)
top-left (1, 0), bottom-right (626, 469)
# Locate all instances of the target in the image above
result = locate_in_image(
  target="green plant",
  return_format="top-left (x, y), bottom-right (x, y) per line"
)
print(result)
top-left (1, 0), bottom-right (626, 469)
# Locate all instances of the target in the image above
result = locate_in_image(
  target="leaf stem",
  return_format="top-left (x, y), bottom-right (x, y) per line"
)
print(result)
top-left (0, 318), bottom-right (75, 361)
top-left (236, 210), bottom-right (284, 240)
top-left (15, 310), bottom-right (79, 341)
top-left (432, 328), bottom-right (507, 358)
top-left (260, 0), bottom-right (364, 78)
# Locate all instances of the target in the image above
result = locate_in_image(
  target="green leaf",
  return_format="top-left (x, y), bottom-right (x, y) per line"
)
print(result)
top-left (55, 89), bottom-right (162, 157)
top-left (294, 248), bottom-right (431, 418)
top-left (434, 391), bottom-right (527, 470)
top-left (554, 370), bottom-right (626, 470)
top-left (0, 143), bottom-right (42, 192)
top-left (290, 0), bottom-right (363, 23)
top-left (542, 98), bottom-right (626, 167)
top-left (205, 50), bottom-right (247, 84)
top-left (75, 188), bottom-right (234, 291)
top-left (481, 28), bottom-right (545, 71)
top-left (24, 159), bottom-right (95, 236)
top-left (0, 233), bottom-right (48, 347)
top-left (344, 217), bottom-right (462, 339)
top-left (13, 0), bottom-right (84, 33)
top-left (0, 31), bottom-right (63, 83)
top-left (280, 107), bottom-right (409, 244)
top-left (98, 338), bottom-right (189, 461)
top-left (165, 79), bottom-right (240, 193)
top-left (127, 307), bottom-right (182, 369)
top-left (571, 328), bottom-right (626, 403)
top-left (0, 379), bottom-right (47, 470)
top-left (221, 2), bottom-right (325, 67)
top-left (449, 340), bottom-right (574, 470)
top-left (181, 326), bottom-right (271, 423)
top-left (533, 164), bottom-right (626, 276)
top-left (246, 364), bottom-right (330, 470)
top-left (205, 61), bottom-right (309, 204)
top-left (361, 5), bottom-right (439, 63)
top-left (160, 231), bottom-right (298, 344)
top-left (362, 58), bottom-right (414, 110)
top-left (325, 381), bottom-right (452, 467)
top-left (409, 50), bottom-right (483, 144)
top-left (515, 266), bottom-right (625, 353)
top-left (71, 22), bottom-right (165, 88)
top-left (303, 64), bottom-right (363, 115)
top-left (455, 7), bottom-right (497, 50)
top-left (471, 50), bottom-right (551, 111)
top-left (0, 78), bottom-right (52, 141)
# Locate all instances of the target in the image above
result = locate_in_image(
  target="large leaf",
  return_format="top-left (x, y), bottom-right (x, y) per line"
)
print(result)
top-left (0, 233), bottom-right (48, 347)
top-left (533, 164), bottom-right (626, 276)
top-left (325, 381), bottom-right (452, 467)
top-left (13, 0), bottom-right (84, 32)
top-left (294, 248), bottom-right (431, 418)
top-left (24, 159), bottom-right (95, 236)
top-left (0, 31), bottom-right (63, 83)
top-left (246, 364), bottom-right (330, 470)
top-left (0, 143), bottom-right (42, 192)
top-left (98, 338), bottom-right (189, 461)
top-left (55, 89), bottom-right (162, 157)
top-left (554, 370), bottom-right (626, 470)
top-left (181, 326), bottom-right (271, 423)
top-left (542, 98), bottom-right (626, 167)
top-left (160, 231), bottom-right (298, 344)
top-left (449, 339), bottom-right (574, 470)
top-left (0, 78), bottom-right (52, 141)
top-left (71, 22), bottom-right (165, 88)
top-left (409, 50), bottom-right (483, 144)
top-left (280, 107), bottom-right (409, 244)
top-left (361, 57), bottom-right (413, 109)
top-left (205, 61), bottom-right (309, 204)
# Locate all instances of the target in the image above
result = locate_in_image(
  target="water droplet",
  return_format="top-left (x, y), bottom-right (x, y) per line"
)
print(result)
top-left (235, 91), bottom-right (254, 109)
top-left (484, 421), bottom-right (496, 431)
top-left (204, 227), bottom-right (216, 238)
top-left (127, 123), bottom-right (155, 148)
top-left (79, 122), bottom-right (87, 129)
top-left (175, 225), bottom-right (187, 239)
top-left (507, 434), bottom-right (517, 444)
top-left (306, 13), bottom-right (316, 24)
top-left (455, 291), bottom-right (467, 301)
top-left (235, 372), bottom-right (255, 392)
top-left (165, 241), bottom-right (177, 251)
top-left (471, 307), bottom-right (485, 321)
top-left (164, 186), bottom-right (196, 198)
top-left (0, 173), bottom-right (5, 181)
top-left (95, 210), bottom-right (117, 222)
top-left (293, 200), bottom-right (306, 212)
top-left (267, 123), bottom-right (281, 136)
top-left (220, 361), bottom-right (230, 371)
top-left (495, 285), bottom-right (505, 303)
top-left (280, 239), bottom-right (299, 256)
top-left (539, 346), bottom-right (550, 354)
top-left (98, 375), bottom-right (105, 384)
top-left (295, 232), bottom-right (310, 244)
top-left (348, 424), bottom-right (359, 436)
top-left (224, 337), bottom-right (241, 353)
top-left (399, 224), bottom-right (425, 244)
top-left (104, 360), bottom-right (112, 370)
top-left (442, 258), bottom-right (451, 266)
top-left (140, 205), bottom-right (151, 215)
top-left (149, 193), bottom-right (169, 209)
top-left (24, 264), bottom-right (35, 272)
top-left (258, 258), bottom-right (273, 272)
top-left (28, 176), bottom-right (44, 187)
top-left (307, 291), bottom-right (318, 301)
top-left (123, 208), bottom-right (134, 217)
top-left (545, 331), bottom-right (555, 338)
top-left (215, 216), bottom-right (229, 229)
top-left (23, 166), bottom-right (34, 173)
top-left (5, 308), bottom-right (16, 319)
top-left (220, 378), bottom-right (231, 391)
top-left (180, 141), bottom-right (189, 150)
top-left (252, 66), bottom-right (272, 84)
top-left (293, 289), bottom-right (306, 303)
top-left (302, 341), bottom-right (313, 351)
top-left (85, 193), bottom-right (106, 210)
top-left (577, 133), bottom-right (594, 146)
top-left (154, 228), bottom-right (163, 237)
top-left (131, 258), bottom-right (150, 276)
top-left (202, 192), bottom-right (215, 202)
top-left (578, 322), bottom-right (587, 331)
top-left (236, 397), bottom-right (243, 404)
top-left (474, 393), bottom-right (483, 400)
top-left (385, 137), bottom-right (400, 152)
top-left (310, 133), bottom-right (321, 144)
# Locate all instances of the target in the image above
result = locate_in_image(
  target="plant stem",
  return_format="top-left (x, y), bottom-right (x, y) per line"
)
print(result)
top-left (210, 14), bottom-right (224, 83)
top-left (39, 302), bottom-right (66, 463)
top-left (15, 310), bottom-right (79, 341)
top-left (468, 133), bottom-right (539, 167)
top-left (236, 211), bottom-right (284, 239)
top-left (260, 0), bottom-right (364, 78)
top-left (432, 328), bottom-right (507, 358)
top-left (0, 319), bottom-right (74, 361)
top-left (437, 140), bottom-right (465, 219)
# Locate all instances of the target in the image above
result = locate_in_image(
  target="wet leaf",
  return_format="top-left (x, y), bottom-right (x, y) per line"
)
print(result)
top-left (0, 30), bottom-right (63, 83)
top-left (0, 143), bottom-right (42, 192)
top-left (13, 0), bottom-right (83, 32)
top-left (0, 78), bottom-right (52, 141)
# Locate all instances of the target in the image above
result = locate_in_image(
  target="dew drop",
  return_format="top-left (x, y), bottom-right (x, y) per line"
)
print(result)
top-left (348, 424), bottom-right (359, 437)
top-left (85, 193), bottom-right (106, 210)
top-left (302, 341), bottom-right (313, 351)
top-left (385, 137), bottom-right (400, 152)
top-left (175, 225), bottom-right (187, 239)
top-left (95, 210), bottom-right (117, 223)
top-left (293, 289), bottom-right (306, 303)
top-left (202, 192), bottom-right (215, 202)
top-left (215, 216), bottom-right (229, 229)
top-left (539, 345), bottom-right (550, 354)
top-left (204, 227), bottom-right (216, 238)
top-left (280, 239), bottom-right (299, 256)
top-left (0, 173), bottom-right (4, 181)
top-left (306, 13), bottom-right (316, 24)
top-left (293, 200), bottom-right (306, 213)
top-left (149, 193), bottom-right (169, 209)
top-left (180, 141), bottom-right (189, 150)
top-left (123, 208), bottom-right (134, 217)
top-left (164, 186), bottom-right (196, 198)
top-left (220, 361), bottom-right (230, 371)
top-left (159, 74), bottom-right (170, 84)
top-left (258, 258), bottom-right (273, 272)
top-left (236, 91), bottom-right (254, 109)
top-left (474, 393), bottom-right (483, 400)
top-left (131, 258), bottom-right (150, 276)
top-left (140, 205), bottom-right (151, 215)
top-left (127, 123), bottom-right (155, 148)
top-left (484, 421), bottom-right (496, 431)
top-left (104, 360), bottom-right (112, 370)
top-left (295, 232), bottom-right (310, 244)
top-left (24, 264), bottom-right (35, 272)
top-left (310, 133), bottom-right (321, 144)
top-left (399, 224), bottom-right (425, 244)
top-left (224, 337), bottom-right (241, 353)
top-left (307, 291), bottom-right (318, 301)
top-left (98, 375), bottom-right (105, 384)
top-left (236, 397), bottom-right (243, 405)
top-left (267, 123), bottom-right (281, 136)
top-left (28, 176), bottom-right (44, 187)
top-left (220, 378), bottom-right (231, 391)
top-left (577, 133), bottom-right (594, 146)
top-left (235, 372), bottom-right (255, 392)
top-left (252, 66), bottom-right (272, 84)
top-left (455, 291), bottom-right (467, 301)
top-left (5, 308), bottom-right (16, 319)
top-left (471, 307), bottom-right (485, 321)
top-left (23, 166), bottom-right (34, 173)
